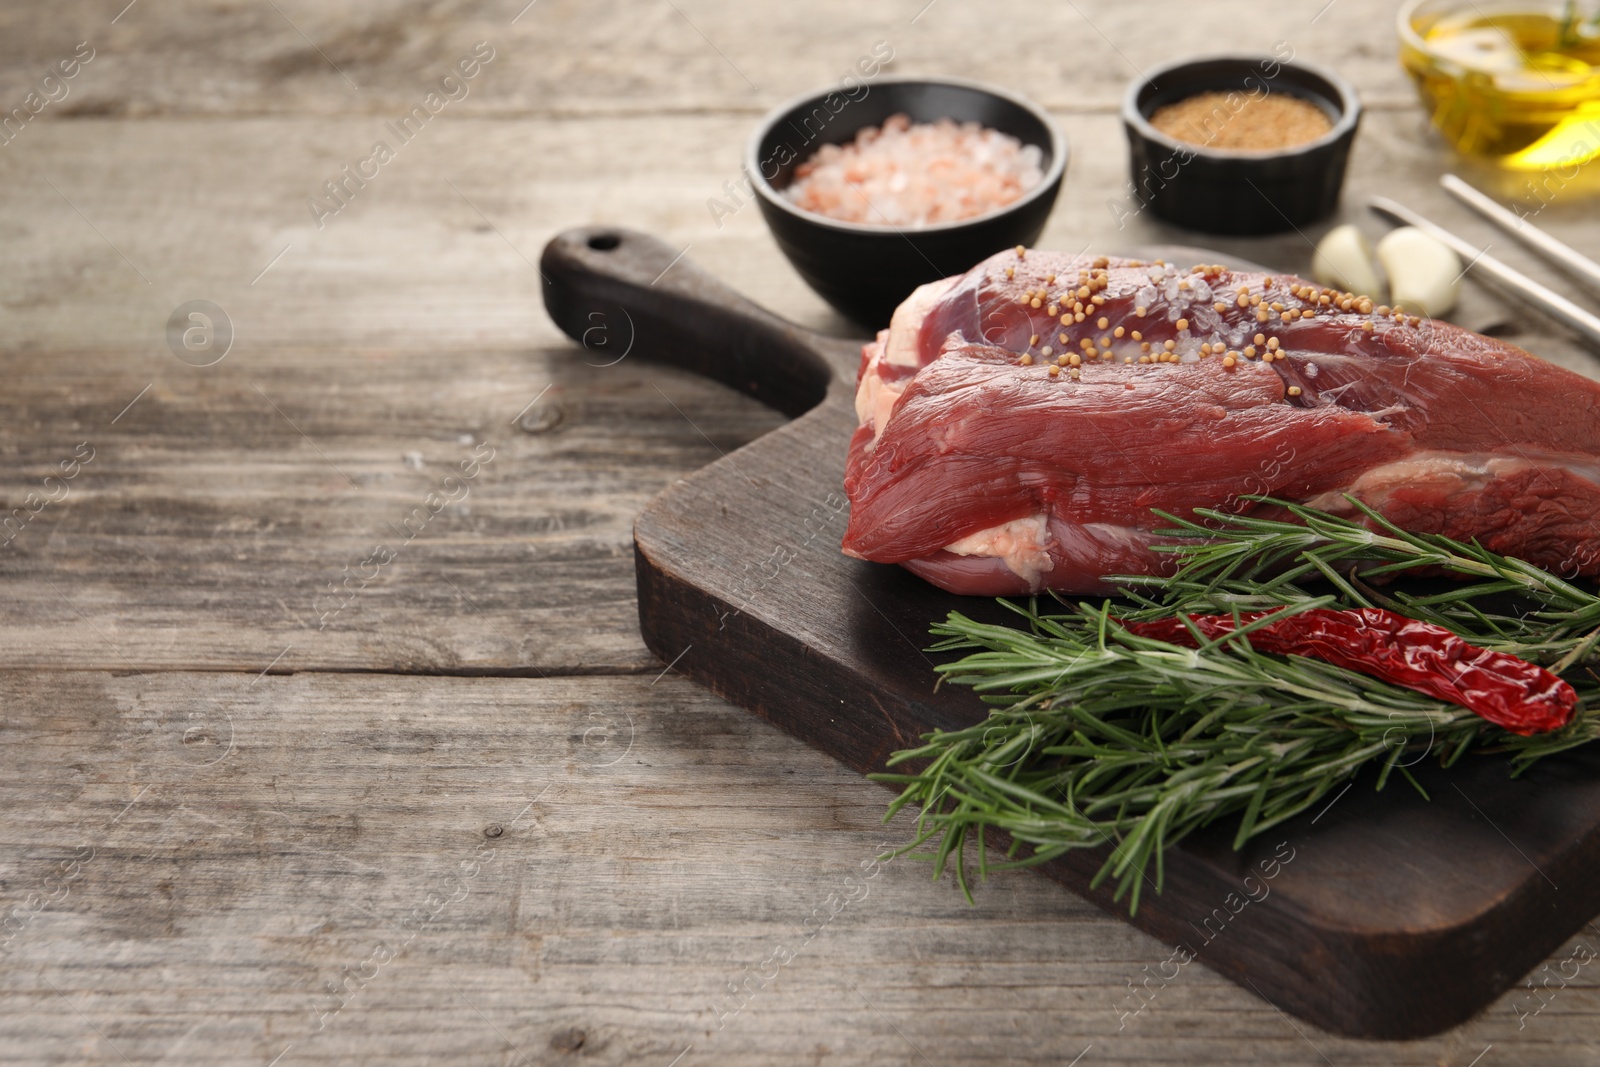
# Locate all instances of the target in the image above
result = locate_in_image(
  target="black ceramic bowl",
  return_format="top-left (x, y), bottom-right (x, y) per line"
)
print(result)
top-left (1121, 55), bottom-right (1361, 236)
top-left (748, 76), bottom-right (1067, 326)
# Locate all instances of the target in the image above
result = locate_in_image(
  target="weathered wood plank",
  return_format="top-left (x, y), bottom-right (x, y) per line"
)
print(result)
top-left (4, 0), bottom-right (1600, 1059)
top-left (0, 111), bottom-right (1595, 357)
top-left (0, 0), bottom-right (1424, 122)
top-left (0, 346), bottom-right (784, 673)
top-left (1, 671), bottom-right (1595, 1065)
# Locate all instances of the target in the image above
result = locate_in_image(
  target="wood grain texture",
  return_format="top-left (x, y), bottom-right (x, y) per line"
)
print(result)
top-left (0, 343), bottom-right (790, 673)
top-left (0, 0), bottom-right (1426, 119)
top-left (0, 112), bottom-right (1596, 356)
top-left (2, 0), bottom-right (1599, 1061)
top-left (2, 671), bottom-right (1598, 1067)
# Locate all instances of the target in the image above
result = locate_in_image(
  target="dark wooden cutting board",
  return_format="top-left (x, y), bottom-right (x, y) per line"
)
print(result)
top-left (540, 227), bottom-right (1600, 1041)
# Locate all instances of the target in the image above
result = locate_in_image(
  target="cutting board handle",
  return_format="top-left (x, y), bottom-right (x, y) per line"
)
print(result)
top-left (541, 228), bottom-right (859, 418)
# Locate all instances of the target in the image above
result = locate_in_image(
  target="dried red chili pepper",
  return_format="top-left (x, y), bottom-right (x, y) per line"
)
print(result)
top-left (1123, 607), bottom-right (1575, 736)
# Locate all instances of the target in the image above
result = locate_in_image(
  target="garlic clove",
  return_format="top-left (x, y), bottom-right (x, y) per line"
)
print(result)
top-left (1375, 227), bottom-right (1462, 318)
top-left (1312, 224), bottom-right (1385, 302)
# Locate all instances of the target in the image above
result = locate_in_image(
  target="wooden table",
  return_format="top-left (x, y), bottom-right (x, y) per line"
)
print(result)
top-left (3, 1), bottom-right (1599, 1063)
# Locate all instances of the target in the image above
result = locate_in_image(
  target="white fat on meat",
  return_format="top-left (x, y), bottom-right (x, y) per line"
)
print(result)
top-left (853, 330), bottom-right (897, 431)
top-left (943, 515), bottom-right (1054, 586)
top-left (1305, 450), bottom-right (1600, 511)
top-left (884, 275), bottom-right (957, 367)
top-left (853, 276), bottom-right (960, 443)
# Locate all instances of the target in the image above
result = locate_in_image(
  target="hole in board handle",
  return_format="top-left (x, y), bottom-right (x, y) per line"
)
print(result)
top-left (587, 233), bottom-right (621, 251)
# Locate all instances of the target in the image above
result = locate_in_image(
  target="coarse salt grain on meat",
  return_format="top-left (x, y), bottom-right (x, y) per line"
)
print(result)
top-left (783, 114), bottom-right (1044, 227)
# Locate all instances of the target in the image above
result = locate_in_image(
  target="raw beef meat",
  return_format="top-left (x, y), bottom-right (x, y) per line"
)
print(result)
top-left (841, 248), bottom-right (1600, 595)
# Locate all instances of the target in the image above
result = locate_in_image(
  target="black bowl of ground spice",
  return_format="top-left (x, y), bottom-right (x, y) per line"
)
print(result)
top-left (1121, 54), bottom-right (1361, 236)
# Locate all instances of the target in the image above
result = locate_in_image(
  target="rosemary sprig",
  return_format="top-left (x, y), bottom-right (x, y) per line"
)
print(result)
top-left (876, 498), bottom-right (1600, 913)
top-left (1128, 497), bottom-right (1600, 665)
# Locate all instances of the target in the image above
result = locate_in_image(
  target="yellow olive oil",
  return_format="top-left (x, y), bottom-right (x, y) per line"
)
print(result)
top-left (1401, 1), bottom-right (1600, 169)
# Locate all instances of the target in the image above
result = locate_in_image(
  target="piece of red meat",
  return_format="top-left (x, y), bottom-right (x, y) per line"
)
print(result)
top-left (840, 248), bottom-right (1600, 595)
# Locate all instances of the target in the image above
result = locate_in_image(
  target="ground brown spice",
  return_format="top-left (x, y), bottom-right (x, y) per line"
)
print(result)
top-left (1149, 91), bottom-right (1333, 151)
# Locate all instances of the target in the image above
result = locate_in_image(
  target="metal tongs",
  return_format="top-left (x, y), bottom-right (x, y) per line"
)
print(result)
top-left (1368, 176), bottom-right (1600, 347)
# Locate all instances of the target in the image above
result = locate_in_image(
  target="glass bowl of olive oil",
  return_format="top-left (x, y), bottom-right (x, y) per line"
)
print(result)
top-left (1399, 0), bottom-right (1600, 169)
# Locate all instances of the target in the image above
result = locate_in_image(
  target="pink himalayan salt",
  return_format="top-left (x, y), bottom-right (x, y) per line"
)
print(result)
top-left (783, 113), bottom-right (1044, 228)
